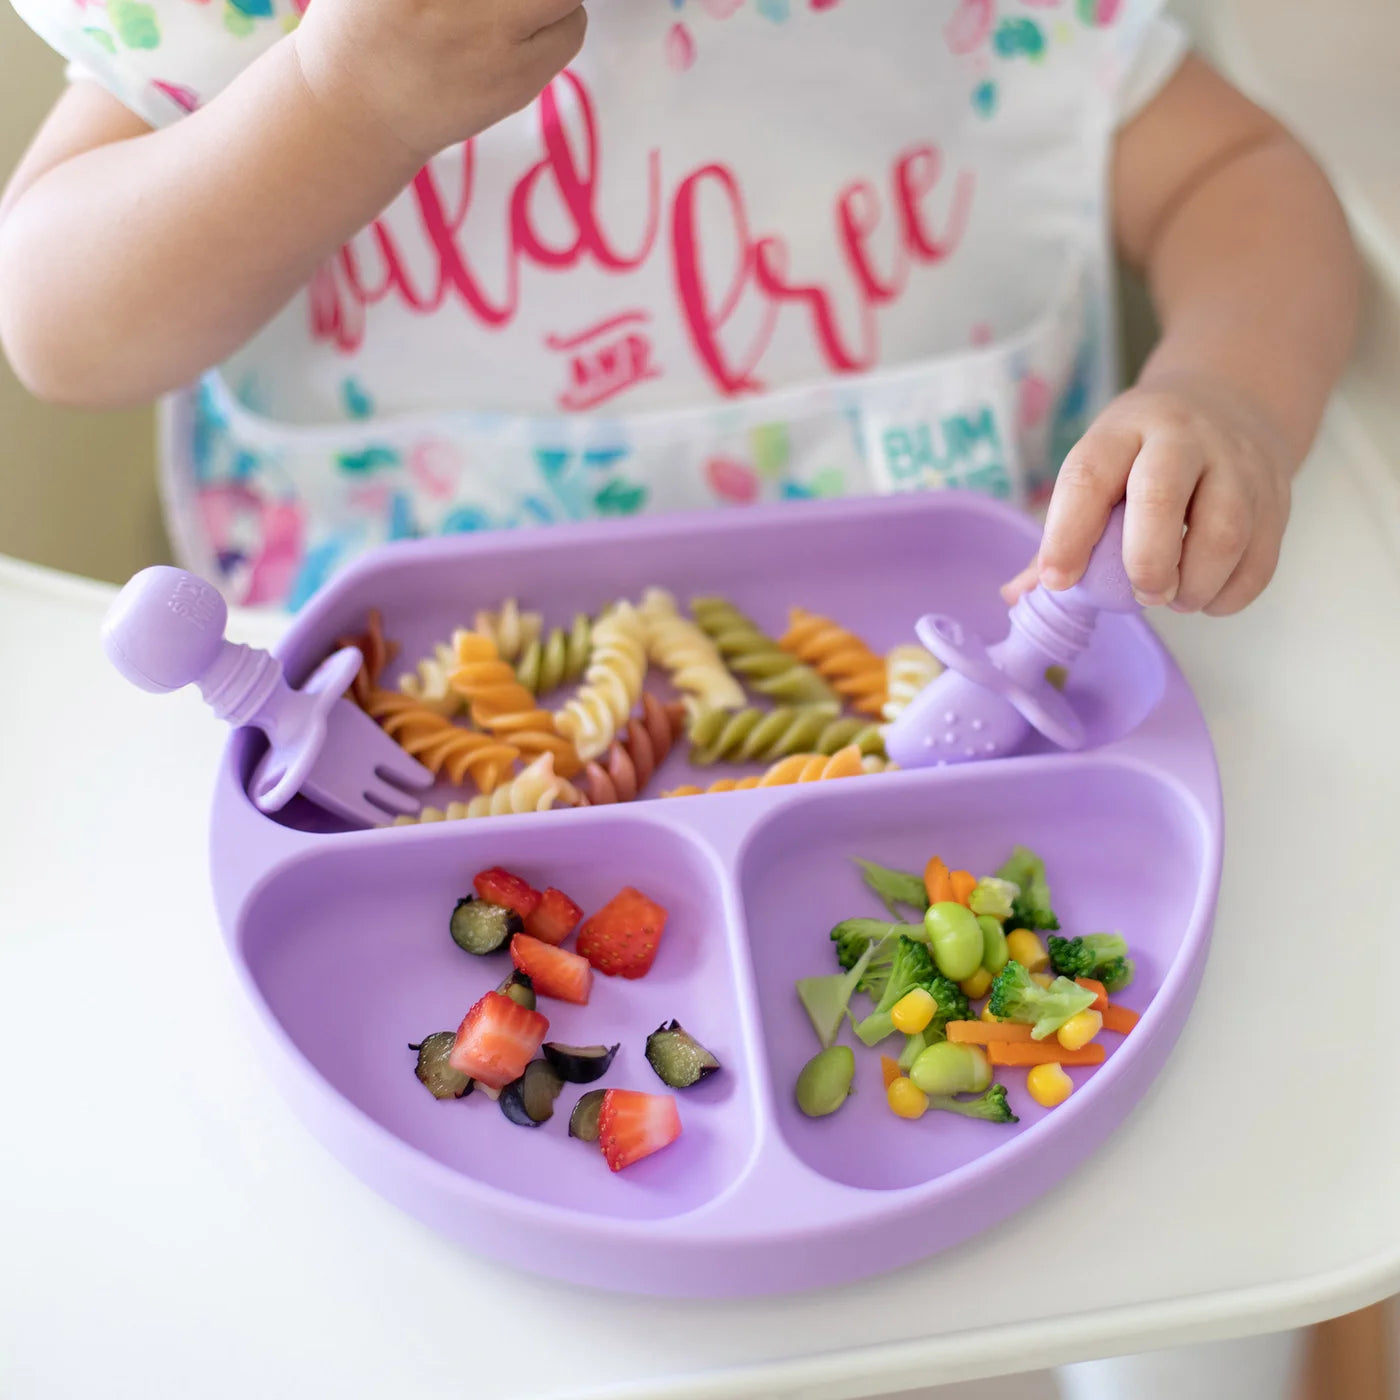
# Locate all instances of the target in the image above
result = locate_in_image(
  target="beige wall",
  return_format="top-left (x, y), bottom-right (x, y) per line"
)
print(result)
top-left (0, 8), bottom-right (165, 583)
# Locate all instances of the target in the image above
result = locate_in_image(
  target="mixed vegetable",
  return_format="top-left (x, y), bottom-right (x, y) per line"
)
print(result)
top-left (407, 865), bottom-right (713, 1173)
top-left (794, 845), bottom-right (1142, 1123)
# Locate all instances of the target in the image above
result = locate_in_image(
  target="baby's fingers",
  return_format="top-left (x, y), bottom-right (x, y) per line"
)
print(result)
top-left (1039, 422), bottom-right (1141, 590)
top-left (1000, 556), bottom-right (1040, 605)
top-left (1174, 472), bottom-right (1257, 614)
top-left (1122, 437), bottom-right (1202, 606)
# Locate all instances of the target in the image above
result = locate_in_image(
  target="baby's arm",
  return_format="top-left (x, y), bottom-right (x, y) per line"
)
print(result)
top-left (0, 0), bottom-right (585, 408)
top-left (1010, 55), bottom-right (1360, 616)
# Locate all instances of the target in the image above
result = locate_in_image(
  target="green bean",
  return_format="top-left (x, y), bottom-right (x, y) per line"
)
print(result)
top-left (923, 902), bottom-right (984, 981)
top-left (909, 1042), bottom-right (992, 1097)
top-left (978, 915), bottom-right (1009, 976)
top-left (795, 1045), bottom-right (856, 1118)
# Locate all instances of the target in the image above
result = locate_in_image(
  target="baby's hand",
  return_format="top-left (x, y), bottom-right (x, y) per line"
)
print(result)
top-left (1003, 375), bottom-right (1294, 616)
top-left (293, 0), bottom-right (586, 160)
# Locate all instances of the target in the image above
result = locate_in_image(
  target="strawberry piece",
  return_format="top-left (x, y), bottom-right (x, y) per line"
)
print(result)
top-left (598, 1090), bottom-right (682, 1173)
top-left (448, 991), bottom-right (549, 1091)
top-left (473, 867), bottom-right (541, 920)
top-left (510, 934), bottom-right (593, 1006)
top-left (576, 887), bottom-right (669, 979)
top-left (523, 887), bottom-right (584, 947)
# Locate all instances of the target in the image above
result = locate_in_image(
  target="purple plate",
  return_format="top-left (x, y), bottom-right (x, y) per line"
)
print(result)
top-left (209, 492), bottom-right (1221, 1297)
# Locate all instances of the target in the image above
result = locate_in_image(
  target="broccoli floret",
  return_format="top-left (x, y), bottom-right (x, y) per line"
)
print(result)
top-left (1046, 933), bottom-right (1134, 994)
top-left (830, 918), bottom-right (907, 972)
top-left (928, 1083), bottom-right (1019, 1124)
top-left (968, 877), bottom-right (1019, 922)
top-left (987, 961), bottom-right (1096, 1040)
top-left (996, 846), bottom-right (1060, 932)
top-left (927, 975), bottom-right (971, 1033)
top-left (854, 937), bottom-right (936, 1046)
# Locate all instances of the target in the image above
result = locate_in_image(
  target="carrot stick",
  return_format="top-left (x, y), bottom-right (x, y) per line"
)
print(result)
top-left (880, 1055), bottom-right (902, 1088)
top-left (987, 1041), bottom-right (1106, 1067)
top-left (947, 1020), bottom-right (1035, 1045)
top-left (1076, 978), bottom-right (1108, 1012)
top-left (924, 856), bottom-right (955, 905)
top-left (949, 870), bottom-right (978, 906)
top-left (1102, 1004), bottom-right (1140, 1035)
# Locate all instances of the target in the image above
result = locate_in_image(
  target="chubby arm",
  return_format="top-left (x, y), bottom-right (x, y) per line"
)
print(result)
top-left (1016, 54), bottom-right (1360, 615)
top-left (0, 0), bottom-right (585, 408)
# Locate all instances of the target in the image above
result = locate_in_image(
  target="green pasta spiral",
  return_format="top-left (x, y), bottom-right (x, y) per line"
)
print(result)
top-left (516, 613), bottom-right (592, 695)
top-left (687, 703), bottom-right (886, 766)
top-left (689, 598), bottom-right (837, 706)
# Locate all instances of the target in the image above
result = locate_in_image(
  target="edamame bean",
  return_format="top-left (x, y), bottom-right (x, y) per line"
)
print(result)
top-left (910, 1041), bottom-right (992, 1097)
top-left (923, 901), bottom-right (984, 981)
top-left (795, 1045), bottom-right (856, 1118)
top-left (978, 914), bottom-right (1009, 976)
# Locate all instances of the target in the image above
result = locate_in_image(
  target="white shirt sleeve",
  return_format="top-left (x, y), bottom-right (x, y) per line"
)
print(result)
top-left (1112, 15), bottom-right (1190, 126)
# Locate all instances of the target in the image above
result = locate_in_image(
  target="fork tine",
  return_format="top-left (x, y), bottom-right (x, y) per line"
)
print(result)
top-left (373, 745), bottom-right (435, 791)
top-left (364, 776), bottom-right (425, 819)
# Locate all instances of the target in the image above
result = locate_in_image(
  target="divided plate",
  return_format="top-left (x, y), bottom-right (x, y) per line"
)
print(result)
top-left (209, 493), bottom-right (1222, 1298)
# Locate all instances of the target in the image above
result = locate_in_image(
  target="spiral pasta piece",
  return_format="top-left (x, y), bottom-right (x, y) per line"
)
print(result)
top-left (690, 597), bottom-right (837, 706)
top-left (516, 613), bottom-right (592, 695)
top-left (449, 631), bottom-right (581, 777)
top-left (392, 753), bottom-right (584, 824)
top-left (778, 607), bottom-right (888, 715)
top-left (686, 703), bottom-right (886, 766)
top-left (554, 601), bottom-right (648, 762)
top-left (473, 598), bottom-right (542, 664)
top-left (336, 609), bottom-right (399, 709)
top-left (577, 694), bottom-right (686, 805)
top-left (398, 636), bottom-right (464, 717)
top-left (363, 690), bottom-right (520, 792)
top-left (638, 588), bottom-right (746, 711)
top-left (664, 744), bottom-right (870, 797)
top-left (881, 644), bottom-right (944, 723)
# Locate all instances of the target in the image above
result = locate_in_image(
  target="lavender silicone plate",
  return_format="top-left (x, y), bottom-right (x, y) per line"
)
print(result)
top-left (209, 493), bottom-right (1221, 1298)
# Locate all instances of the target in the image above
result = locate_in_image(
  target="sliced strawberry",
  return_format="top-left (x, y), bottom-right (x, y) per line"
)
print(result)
top-left (510, 934), bottom-right (593, 1006)
top-left (597, 1090), bottom-right (682, 1172)
top-left (523, 887), bottom-right (584, 947)
top-left (576, 887), bottom-right (669, 979)
top-left (448, 990), bottom-right (549, 1091)
top-left (473, 867), bottom-right (541, 920)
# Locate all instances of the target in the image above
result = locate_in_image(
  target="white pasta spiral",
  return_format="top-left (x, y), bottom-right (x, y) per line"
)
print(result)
top-left (392, 753), bottom-right (583, 824)
top-left (554, 601), bottom-right (648, 761)
top-left (398, 634), bottom-right (465, 717)
top-left (639, 588), bottom-right (745, 711)
top-left (474, 599), bottom-right (543, 664)
top-left (881, 644), bottom-right (943, 724)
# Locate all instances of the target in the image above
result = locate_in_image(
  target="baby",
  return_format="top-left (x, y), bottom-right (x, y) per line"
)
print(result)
top-left (0, 0), bottom-right (1359, 613)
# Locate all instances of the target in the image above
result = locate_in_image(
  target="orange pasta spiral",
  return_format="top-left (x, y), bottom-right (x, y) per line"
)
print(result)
top-left (778, 608), bottom-right (888, 716)
top-left (362, 689), bottom-right (520, 792)
top-left (576, 694), bottom-right (686, 805)
top-left (448, 631), bottom-right (581, 777)
top-left (336, 609), bottom-right (398, 709)
top-left (664, 743), bottom-right (869, 797)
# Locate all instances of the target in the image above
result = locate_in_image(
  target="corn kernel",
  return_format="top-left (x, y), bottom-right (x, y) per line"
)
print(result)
top-left (890, 987), bottom-right (937, 1035)
top-left (887, 1076), bottom-right (930, 1119)
top-left (1006, 930), bottom-right (1049, 972)
top-left (960, 967), bottom-right (993, 1001)
top-left (1027, 1062), bottom-right (1073, 1108)
top-left (980, 1002), bottom-right (1002, 1024)
top-left (1057, 1009), bottom-right (1103, 1052)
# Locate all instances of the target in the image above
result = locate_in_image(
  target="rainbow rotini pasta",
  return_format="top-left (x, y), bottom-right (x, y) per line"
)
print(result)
top-left (364, 690), bottom-right (520, 793)
top-left (689, 597), bottom-right (837, 706)
top-left (779, 607), bottom-right (888, 715)
top-left (664, 744), bottom-right (870, 797)
top-left (398, 635), bottom-right (465, 717)
top-left (576, 694), bottom-right (686, 805)
top-left (393, 754), bottom-right (584, 824)
top-left (686, 703), bottom-right (885, 766)
top-left (515, 613), bottom-right (593, 695)
top-left (448, 632), bottom-right (581, 776)
top-left (882, 644), bottom-right (944, 723)
top-left (473, 599), bottom-right (542, 663)
top-left (638, 588), bottom-right (746, 711)
top-left (336, 609), bottom-right (398, 709)
top-left (554, 601), bottom-right (648, 762)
